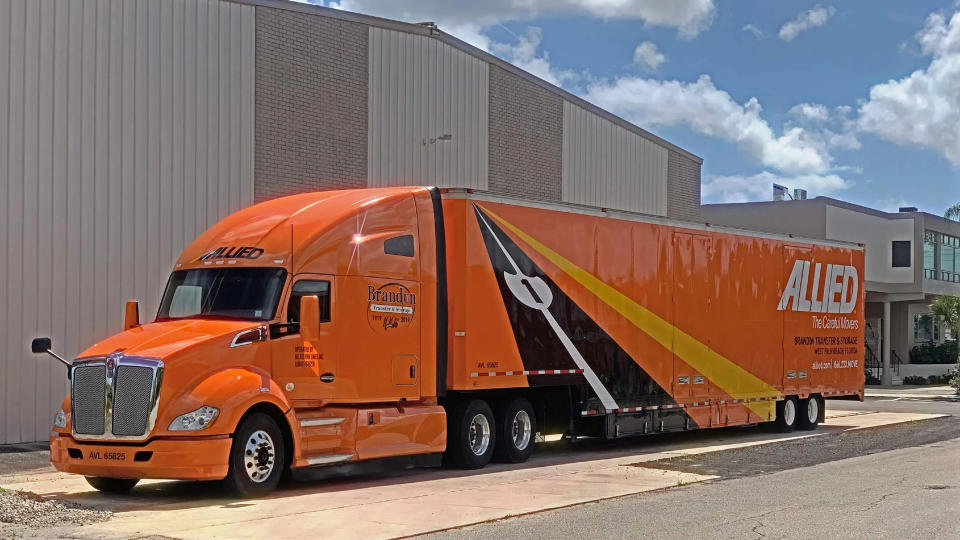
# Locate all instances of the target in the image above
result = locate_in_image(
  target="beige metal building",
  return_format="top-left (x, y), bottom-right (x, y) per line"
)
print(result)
top-left (0, 0), bottom-right (702, 444)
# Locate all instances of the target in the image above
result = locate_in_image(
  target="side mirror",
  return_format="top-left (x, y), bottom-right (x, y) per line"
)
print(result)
top-left (300, 295), bottom-right (320, 342)
top-left (124, 300), bottom-right (141, 330)
top-left (32, 337), bottom-right (52, 354)
top-left (31, 336), bottom-right (71, 374)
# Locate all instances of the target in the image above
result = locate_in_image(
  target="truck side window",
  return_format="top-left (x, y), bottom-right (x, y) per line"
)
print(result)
top-left (287, 280), bottom-right (331, 323)
top-left (384, 234), bottom-right (414, 257)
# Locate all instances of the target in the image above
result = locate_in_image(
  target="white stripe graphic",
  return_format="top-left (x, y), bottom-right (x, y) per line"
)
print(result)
top-left (477, 209), bottom-right (620, 411)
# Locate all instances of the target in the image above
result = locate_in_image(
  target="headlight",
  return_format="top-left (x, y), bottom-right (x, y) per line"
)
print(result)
top-left (53, 409), bottom-right (67, 429)
top-left (168, 406), bottom-right (219, 431)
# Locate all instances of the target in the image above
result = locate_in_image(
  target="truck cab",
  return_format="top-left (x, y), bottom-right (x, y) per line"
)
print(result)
top-left (44, 187), bottom-right (447, 496)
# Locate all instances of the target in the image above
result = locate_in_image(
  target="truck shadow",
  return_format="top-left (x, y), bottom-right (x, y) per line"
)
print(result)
top-left (45, 421), bottom-right (860, 513)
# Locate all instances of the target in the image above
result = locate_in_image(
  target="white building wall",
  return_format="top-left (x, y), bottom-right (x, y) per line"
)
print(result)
top-left (561, 101), bottom-right (668, 215)
top-left (825, 206), bottom-right (915, 284)
top-left (367, 28), bottom-right (489, 190)
top-left (0, 0), bottom-right (255, 444)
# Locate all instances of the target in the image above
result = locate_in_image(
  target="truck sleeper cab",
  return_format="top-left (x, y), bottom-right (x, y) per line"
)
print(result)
top-left (38, 187), bottom-right (864, 497)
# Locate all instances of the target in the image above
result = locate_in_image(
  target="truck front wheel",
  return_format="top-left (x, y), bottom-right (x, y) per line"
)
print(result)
top-left (85, 476), bottom-right (139, 494)
top-left (225, 412), bottom-right (286, 497)
top-left (445, 399), bottom-right (496, 469)
top-left (493, 397), bottom-right (536, 463)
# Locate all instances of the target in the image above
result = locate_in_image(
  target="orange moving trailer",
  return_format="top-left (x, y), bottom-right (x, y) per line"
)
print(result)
top-left (36, 187), bottom-right (864, 496)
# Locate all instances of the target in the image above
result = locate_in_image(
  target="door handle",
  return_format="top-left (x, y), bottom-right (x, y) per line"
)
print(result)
top-left (409, 365), bottom-right (416, 378)
top-left (320, 373), bottom-right (334, 383)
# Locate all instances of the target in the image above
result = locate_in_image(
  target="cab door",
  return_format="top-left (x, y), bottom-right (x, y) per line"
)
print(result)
top-left (271, 276), bottom-right (338, 400)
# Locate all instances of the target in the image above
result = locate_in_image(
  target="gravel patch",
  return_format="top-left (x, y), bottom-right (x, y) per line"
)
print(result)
top-left (0, 487), bottom-right (111, 528)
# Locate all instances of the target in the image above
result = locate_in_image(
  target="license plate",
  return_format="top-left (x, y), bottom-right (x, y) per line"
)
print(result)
top-left (87, 450), bottom-right (127, 461)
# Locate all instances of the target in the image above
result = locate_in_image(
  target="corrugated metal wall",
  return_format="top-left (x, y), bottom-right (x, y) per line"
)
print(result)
top-left (562, 102), bottom-right (669, 215)
top-left (367, 28), bottom-right (489, 190)
top-left (0, 0), bottom-right (254, 444)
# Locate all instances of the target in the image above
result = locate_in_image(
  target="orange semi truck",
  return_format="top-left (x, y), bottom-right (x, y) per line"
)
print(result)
top-left (33, 187), bottom-right (865, 496)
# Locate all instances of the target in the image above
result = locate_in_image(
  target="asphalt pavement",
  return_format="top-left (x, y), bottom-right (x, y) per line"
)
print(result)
top-left (423, 395), bottom-right (960, 540)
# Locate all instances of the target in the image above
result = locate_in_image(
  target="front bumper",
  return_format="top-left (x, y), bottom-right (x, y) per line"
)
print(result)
top-left (50, 433), bottom-right (232, 480)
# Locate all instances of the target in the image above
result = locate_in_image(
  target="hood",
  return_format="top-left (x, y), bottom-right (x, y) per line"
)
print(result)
top-left (78, 319), bottom-right (260, 360)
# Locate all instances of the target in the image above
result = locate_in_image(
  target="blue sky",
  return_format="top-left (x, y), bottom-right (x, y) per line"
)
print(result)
top-left (300, 1), bottom-right (960, 214)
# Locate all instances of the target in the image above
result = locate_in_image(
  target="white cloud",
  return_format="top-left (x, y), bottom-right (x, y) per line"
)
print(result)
top-left (325, 0), bottom-right (717, 39)
top-left (633, 41), bottom-right (667, 71)
top-left (858, 11), bottom-right (960, 164)
top-left (490, 27), bottom-right (578, 86)
top-left (742, 24), bottom-right (764, 38)
top-left (788, 103), bottom-right (830, 122)
top-left (583, 75), bottom-right (833, 174)
top-left (702, 171), bottom-right (853, 204)
top-left (874, 197), bottom-right (912, 213)
top-left (779, 5), bottom-right (836, 42)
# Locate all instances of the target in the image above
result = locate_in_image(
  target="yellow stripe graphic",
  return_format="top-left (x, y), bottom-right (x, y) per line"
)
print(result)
top-left (480, 205), bottom-right (781, 416)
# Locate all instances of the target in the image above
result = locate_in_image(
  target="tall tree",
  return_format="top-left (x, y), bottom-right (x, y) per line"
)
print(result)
top-left (946, 203), bottom-right (960, 222)
top-left (931, 295), bottom-right (960, 361)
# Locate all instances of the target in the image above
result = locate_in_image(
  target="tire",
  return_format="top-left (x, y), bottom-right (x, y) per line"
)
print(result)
top-left (444, 399), bottom-right (496, 469)
top-left (224, 412), bottom-right (286, 498)
top-left (493, 397), bottom-right (537, 464)
top-left (85, 476), bottom-right (139, 494)
top-left (797, 395), bottom-right (822, 431)
top-left (774, 396), bottom-right (799, 433)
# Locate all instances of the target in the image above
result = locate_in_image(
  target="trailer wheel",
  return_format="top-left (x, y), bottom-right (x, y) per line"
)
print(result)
top-left (85, 477), bottom-right (139, 494)
top-left (493, 397), bottom-right (537, 463)
top-left (445, 399), bottom-right (496, 469)
top-left (774, 396), bottom-right (798, 432)
top-left (797, 395), bottom-right (822, 430)
top-left (224, 412), bottom-right (286, 497)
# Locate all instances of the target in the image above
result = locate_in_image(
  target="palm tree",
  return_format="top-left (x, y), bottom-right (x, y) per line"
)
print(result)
top-left (946, 203), bottom-right (960, 221)
top-left (931, 295), bottom-right (960, 393)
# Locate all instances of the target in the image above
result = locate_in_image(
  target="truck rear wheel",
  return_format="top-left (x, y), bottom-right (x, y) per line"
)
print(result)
top-left (774, 396), bottom-right (798, 432)
top-left (85, 476), bottom-right (139, 494)
top-left (797, 395), bottom-right (822, 430)
top-left (493, 397), bottom-right (536, 463)
top-left (225, 412), bottom-right (286, 498)
top-left (445, 399), bottom-right (496, 469)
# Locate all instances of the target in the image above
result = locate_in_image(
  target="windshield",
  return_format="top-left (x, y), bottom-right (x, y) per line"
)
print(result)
top-left (157, 268), bottom-right (287, 322)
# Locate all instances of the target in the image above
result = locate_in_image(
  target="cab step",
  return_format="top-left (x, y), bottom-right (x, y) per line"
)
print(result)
top-left (305, 453), bottom-right (354, 466)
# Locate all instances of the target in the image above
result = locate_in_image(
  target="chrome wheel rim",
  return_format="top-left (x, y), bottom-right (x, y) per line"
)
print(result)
top-left (784, 399), bottom-right (796, 426)
top-left (468, 413), bottom-right (491, 456)
top-left (512, 410), bottom-right (532, 451)
top-left (243, 430), bottom-right (276, 483)
top-left (807, 398), bottom-right (819, 423)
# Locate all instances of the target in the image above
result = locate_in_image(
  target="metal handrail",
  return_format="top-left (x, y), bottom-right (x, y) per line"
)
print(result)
top-left (892, 349), bottom-right (903, 376)
top-left (864, 343), bottom-right (881, 381)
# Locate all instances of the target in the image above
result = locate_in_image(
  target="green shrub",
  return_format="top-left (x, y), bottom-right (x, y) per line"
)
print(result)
top-left (909, 341), bottom-right (959, 364)
top-left (902, 375), bottom-right (928, 385)
top-left (864, 370), bottom-right (880, 385)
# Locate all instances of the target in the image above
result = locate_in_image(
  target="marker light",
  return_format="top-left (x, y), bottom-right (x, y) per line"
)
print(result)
top-left (53, 409), bottom-right (67, 429)
top-left (169, 406), bottom-right (220, 431)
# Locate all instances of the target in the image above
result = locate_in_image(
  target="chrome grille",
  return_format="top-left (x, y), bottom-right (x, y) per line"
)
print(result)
top-left (72, 365), bottom-right (106, 435)
top-left (70, 354), bottom-right (163, 441)
top-left (112, 366), bottom-right (154, 436)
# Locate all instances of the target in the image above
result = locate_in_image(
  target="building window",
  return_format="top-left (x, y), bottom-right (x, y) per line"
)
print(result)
top-left (924, 231), bottom-right (937, 271)
top-left (892, 241), bottom-right (911, 267)
top-left (914, 313), bottom-right (935, 343)
top-left (924, 230), bottom-right (960, 282)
